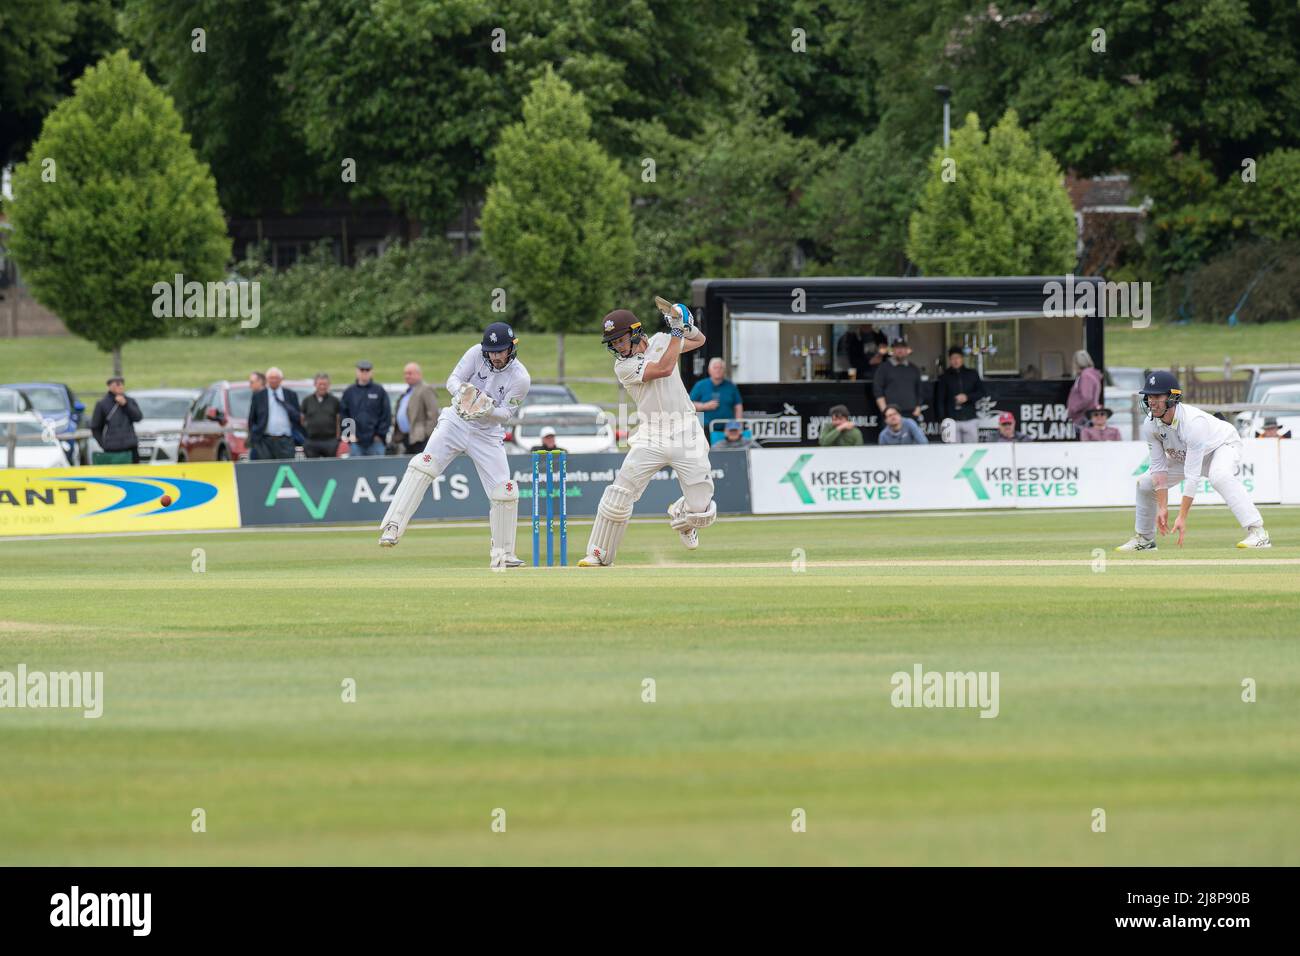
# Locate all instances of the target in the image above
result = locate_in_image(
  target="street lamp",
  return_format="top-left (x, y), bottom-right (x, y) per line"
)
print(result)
top-left (934, 85), bottom-right (951, 149)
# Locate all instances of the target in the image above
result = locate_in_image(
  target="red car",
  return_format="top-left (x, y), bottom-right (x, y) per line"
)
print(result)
top-left (179, 379), bottom-right (339, 462)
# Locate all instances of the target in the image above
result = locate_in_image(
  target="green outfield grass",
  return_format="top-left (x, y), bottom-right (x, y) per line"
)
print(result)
top-left (1, 508), bottom-right (1297, 865)
top-left (1104, 318), bottom-right (1300, 370)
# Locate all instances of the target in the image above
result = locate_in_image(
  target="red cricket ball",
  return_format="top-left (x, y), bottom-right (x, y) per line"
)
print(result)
top-left (160, 494), bottom-right (173, 507)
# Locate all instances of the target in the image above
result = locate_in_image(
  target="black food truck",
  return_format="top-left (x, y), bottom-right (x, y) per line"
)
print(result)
top-left (681, 276), bottom-right (1106, 445)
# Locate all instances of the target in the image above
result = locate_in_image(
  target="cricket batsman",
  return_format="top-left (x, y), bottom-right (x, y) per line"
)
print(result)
top-left (1116, 370), bottom-right (1271, 551)
top-left (578, 299), bottom-right (713, 566)
top-left (378, 321), bottom-right (530, 567)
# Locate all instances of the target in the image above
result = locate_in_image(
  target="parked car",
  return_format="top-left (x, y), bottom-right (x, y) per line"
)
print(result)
top-left (508, 404), bottom-right (616, 454)
top-left (1104, 366), bottom-right (1147, 394)
top-left (0, 410), bottom-right (70, 468)
top-left (522, 383), bottom-right (579, 406)
top-left (1236, 381), bottom-right (1300, 439)
top-left (0, 387), bottom-right (34, 414)
top-left (179, 379), bottom-right (322, 462)
top-left (0, 381), bottom-right (85, 465)
top-left (87, 388), bottom-right (199, 464)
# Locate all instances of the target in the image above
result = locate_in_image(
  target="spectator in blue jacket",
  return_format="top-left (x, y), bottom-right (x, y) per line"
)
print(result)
top-left (340, 360), bottom-right (392, 456)
top-left (878, 405), bottom-right (928, 445)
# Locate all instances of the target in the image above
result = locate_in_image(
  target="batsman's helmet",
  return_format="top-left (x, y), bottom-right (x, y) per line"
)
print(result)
top-left (1139, 369), bottom-right (1182, 415)
top-left (482, 322), bottom-right (518, 367)
top-left (601, 309), bottom-right (643, 355)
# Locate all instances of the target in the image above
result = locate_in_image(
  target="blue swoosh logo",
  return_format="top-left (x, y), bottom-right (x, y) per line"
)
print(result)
top-left (68, 477), bottom-right (217, 516)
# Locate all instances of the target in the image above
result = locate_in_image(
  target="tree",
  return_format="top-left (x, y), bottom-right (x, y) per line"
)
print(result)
top-left (743, 0), bottom-right (873, 144)
top-left (120, 0), bottom-right (319, 216)
top-left (277, 0), bottom-right (749, 228)
top-left (801, 127), bottom-right (925, 275)
top-left (907, 110), bottom-right (1076, 276)
top-left (5, 51), bottom-right (229, 375)
top-left (629, 90), bottom-right (832, 296)
top-left (481, 69), bottom-right (634, 380)
top-left (0, 0), bottom-right (121, 168)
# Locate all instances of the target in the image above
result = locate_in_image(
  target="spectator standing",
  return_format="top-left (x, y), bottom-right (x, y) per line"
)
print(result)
top-left (393, 362), bottom-right (439, 454)
top-left (301, 373), bottom-right (342, 458)
top-left (90, 376), bottom-right (143, 463)
top-left (689, 357), bottom-right (744, 437)
top-left (1079, 407), bottom-right (1122, 442)
top-left (877, 404), bottom-right (928, 445)
top-left (246, 371), bottom-right (266, 459)
top-left (248, 366), bottom-right (302, 461)
top-left (873, 339), bottom-right (924, 421)
top-left (1066, 349), bottom-right (1103, 429)
top-left (933, 346), bottom-right (986, 443)
top-left (717, 420), bottom-right (759, 450)
top-left (989, 411), bottom-right (1028, 442)
top-left (340, 360), bottom-right (391, 456)
top-left (818, 404), bottom-right (863, 446)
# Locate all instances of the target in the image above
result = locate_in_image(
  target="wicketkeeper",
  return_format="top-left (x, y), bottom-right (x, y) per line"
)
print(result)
top-left (579, 299), bottom-right (714, 566)
top-left (378, 322), bottom-right (530, 567)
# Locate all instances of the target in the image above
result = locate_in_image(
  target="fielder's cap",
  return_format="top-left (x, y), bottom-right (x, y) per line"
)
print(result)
top-left (355, 360), bottom-right (373, 370)
top-left (1089, 406), bottom-right (1114, 418)
top-left (725, 420), bottom-right (743, 431)
top-left (539, 426), bottom-right (557, 439)
top-left (106, 376), bottom-right (124, 385)
top-left (891, 338), bottom-right (909, 347)
top-left (998, 411), bottom-right (1016, 425)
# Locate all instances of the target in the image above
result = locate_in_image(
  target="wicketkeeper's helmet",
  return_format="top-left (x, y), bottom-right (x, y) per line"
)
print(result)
top-left (600, 309), bottom-right (643, 355)
top-left (482, 322), bottom-right (518, 367)
top-left (1139, 369), bottom-right (1182, 415)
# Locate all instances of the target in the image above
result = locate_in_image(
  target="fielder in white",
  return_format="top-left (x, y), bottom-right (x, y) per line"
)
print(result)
top-left (579, 301), bottom-right (713, 567)
top-left (378, 321), bottom-right (530, 567)
top-left (1117, 370), bottom-right (1271, 551)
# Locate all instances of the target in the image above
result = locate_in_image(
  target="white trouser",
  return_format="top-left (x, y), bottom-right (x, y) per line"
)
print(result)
top-left (420, 413), bottom-right (509, 493)
top-left (943, 419), bottom-right (979, 444)
top-left (616, 428), bottom-right (715, 511)
top-left (1135, 441), bottom-right (1262, 536)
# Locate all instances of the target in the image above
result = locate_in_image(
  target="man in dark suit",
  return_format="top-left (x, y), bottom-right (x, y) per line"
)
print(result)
top-left (248, 366), bottom-right (303, 460)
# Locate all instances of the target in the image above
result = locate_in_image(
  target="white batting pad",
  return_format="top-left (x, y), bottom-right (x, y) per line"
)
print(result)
top-left (378, 452), bottom-right (441, 543)
top-left (489, 480), bottom-right (520, 565)
top-left (585, 483), bottom-right (635, 566)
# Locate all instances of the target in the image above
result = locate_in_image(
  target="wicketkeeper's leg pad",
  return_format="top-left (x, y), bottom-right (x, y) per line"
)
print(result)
top-left (489, 479), bottom-right (520, 565)
top-left (379, 452), bottom-right (442, 542)
top-left (585, 483), bottom-right (635, 565)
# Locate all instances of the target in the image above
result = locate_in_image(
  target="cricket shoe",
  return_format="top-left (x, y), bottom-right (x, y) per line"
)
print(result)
top-left (379, 523), bottom-right (400, 548)
top-left (678, 528), bottom-right (699, 550)
top-left (1114, 535), bottom-right (1157, 552)
top-left (1237, 526), bottom-right (1271, 549)
top-left (490, 550), bottom-right (525, 568)
top-left (578, 548), bottom-right (612, 567)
